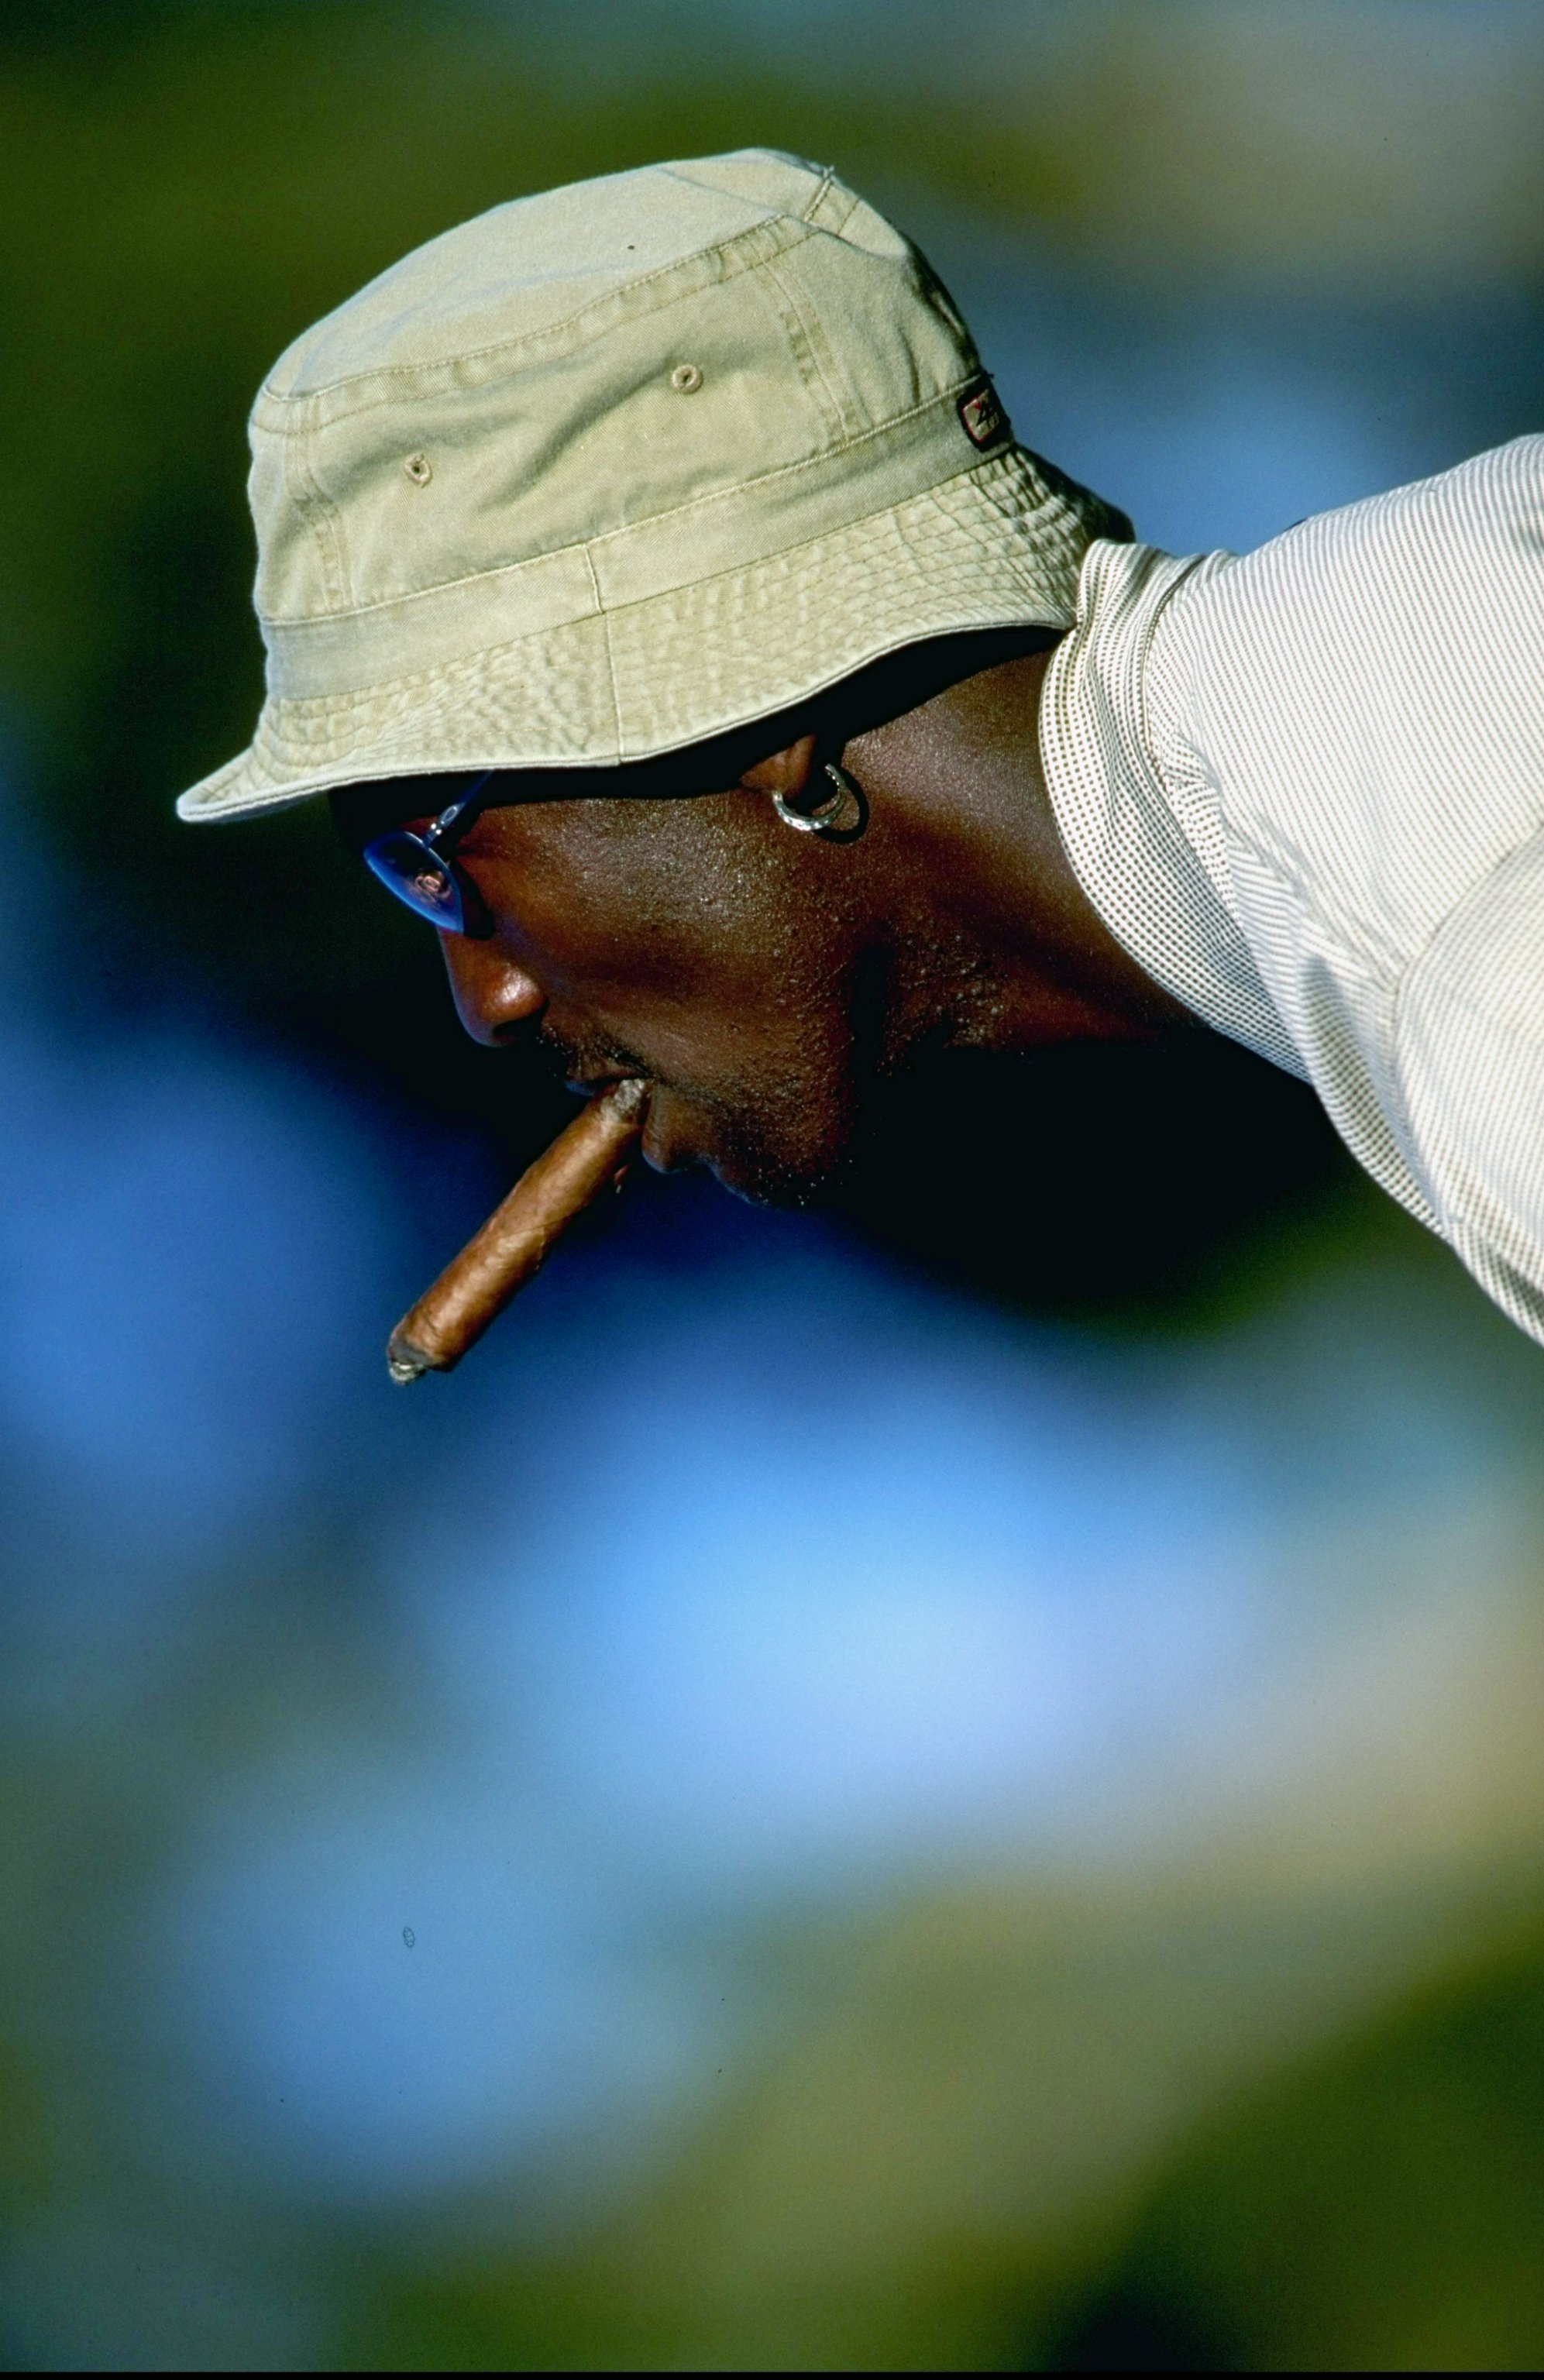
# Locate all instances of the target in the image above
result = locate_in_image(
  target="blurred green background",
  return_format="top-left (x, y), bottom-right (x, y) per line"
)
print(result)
top-left (2, 3), bottom-right (1544, 2370)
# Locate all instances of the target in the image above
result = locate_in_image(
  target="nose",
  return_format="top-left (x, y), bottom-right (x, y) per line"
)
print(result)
top-left (438, 933), bottom-right (545, 1046)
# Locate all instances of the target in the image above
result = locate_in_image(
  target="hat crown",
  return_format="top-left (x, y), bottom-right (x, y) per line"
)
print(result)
top-left (249, 149), bottom-right (982, 629)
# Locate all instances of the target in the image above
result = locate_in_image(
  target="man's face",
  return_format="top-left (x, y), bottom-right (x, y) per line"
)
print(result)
top-left (421, 781), bottom-right (879, 1205)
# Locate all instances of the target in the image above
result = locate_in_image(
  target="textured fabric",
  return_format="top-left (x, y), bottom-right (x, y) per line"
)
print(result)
top-left (1040, 435), bottom-right (1544, 1343)
top-left (177, 148), bottom-right (1125, 822)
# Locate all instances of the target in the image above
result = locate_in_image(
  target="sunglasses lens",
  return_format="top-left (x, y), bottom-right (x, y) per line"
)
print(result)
top-left (363, 831), bottom-right (467, 932)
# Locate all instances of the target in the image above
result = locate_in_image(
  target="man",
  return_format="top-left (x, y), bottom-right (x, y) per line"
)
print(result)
top-left (180, 150), bottom-right (1544, 1344)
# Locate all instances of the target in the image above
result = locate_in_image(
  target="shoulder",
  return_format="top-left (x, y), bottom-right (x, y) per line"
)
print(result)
top-left (1154, 437), bottom-right (1544, 969)
top-left (1168, 435), bottom-right (1544, 683)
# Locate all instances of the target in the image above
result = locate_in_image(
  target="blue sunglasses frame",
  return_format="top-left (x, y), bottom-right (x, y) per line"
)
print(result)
top-left (362, 770), bottom-right (497, 936)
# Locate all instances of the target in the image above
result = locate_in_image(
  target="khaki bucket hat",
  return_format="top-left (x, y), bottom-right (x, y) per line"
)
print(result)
top-left (178, 147), bottom-right (1126, 823)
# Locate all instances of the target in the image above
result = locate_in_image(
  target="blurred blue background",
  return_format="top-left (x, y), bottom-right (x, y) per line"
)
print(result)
top-left (2, 3), bottom-right (1544, 2367)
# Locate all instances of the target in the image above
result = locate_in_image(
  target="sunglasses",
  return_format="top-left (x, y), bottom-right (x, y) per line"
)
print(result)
top-left (361, 771), bottom-right (497, 936)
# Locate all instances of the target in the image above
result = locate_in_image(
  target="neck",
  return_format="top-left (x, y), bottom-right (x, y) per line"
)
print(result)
top-left (846, 644), bottom-right (1191, 1056)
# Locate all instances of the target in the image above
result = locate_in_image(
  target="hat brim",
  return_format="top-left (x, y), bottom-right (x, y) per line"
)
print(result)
top-left (177, 451), bottom-right (1105, 823)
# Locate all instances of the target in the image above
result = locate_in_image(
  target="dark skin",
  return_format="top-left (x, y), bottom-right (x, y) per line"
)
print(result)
top-left (332, 635), bottom-right (1188, 1207)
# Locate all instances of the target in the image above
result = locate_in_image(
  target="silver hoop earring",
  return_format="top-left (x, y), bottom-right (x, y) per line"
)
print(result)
top-left (771, 761), bottom-right (868, 843)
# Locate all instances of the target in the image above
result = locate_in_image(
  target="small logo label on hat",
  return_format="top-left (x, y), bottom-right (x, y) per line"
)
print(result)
top-left (958, 377), bottom-right (1009, 450)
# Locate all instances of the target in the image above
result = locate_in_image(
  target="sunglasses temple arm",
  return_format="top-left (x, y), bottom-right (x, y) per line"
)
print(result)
top-left (429, 769), bottom-right (497, 844)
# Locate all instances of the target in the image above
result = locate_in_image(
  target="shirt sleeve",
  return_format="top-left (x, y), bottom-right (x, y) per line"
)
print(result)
top-left (1397, 831), bottom-right (1544, 1344)
top-left (1046, 439), bottom-right (1544, 1346)
top-left (1148, 436), bottom-right (1544, 1342)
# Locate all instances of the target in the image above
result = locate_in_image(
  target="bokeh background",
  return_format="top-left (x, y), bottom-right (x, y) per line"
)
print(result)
top-left (3, 2), bottom-right (1544, 2368)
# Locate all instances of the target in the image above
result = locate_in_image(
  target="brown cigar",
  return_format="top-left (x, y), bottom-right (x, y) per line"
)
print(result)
top-left (387, 1077), bottom-right (648, 1383)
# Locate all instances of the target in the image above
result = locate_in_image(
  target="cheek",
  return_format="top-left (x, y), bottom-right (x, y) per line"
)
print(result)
top-left (469, 800), bottom-right (862, 1117)
top-left (623, 909), bottom-right (844, 1084)
top-left (490, 831), bottom-right (865, 1196)
top-left (500, 834), bottom-right (814, 1020)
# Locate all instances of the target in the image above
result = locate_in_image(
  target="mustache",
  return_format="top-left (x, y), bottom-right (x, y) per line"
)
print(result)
top-left (535, 1019), bottom-right (653, 1088)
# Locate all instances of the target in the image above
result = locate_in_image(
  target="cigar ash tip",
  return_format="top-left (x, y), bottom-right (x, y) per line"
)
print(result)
top-left (386, 1333), bottom-right (437, 1385)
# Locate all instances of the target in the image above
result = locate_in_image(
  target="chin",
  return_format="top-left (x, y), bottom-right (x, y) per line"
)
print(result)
top-left (707, 1119), bottom-right (851, 1211)
top-left (645, 1078), bottom-right (854, 1209)
top-left (709, 1152), bottom-right (820, 1210)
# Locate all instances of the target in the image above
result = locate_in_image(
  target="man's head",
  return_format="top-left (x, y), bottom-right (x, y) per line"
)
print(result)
top-left (179, 149), bottom-right (1147, 1194)
top-left (339, 735), bottom-right (877, 1205)
top-left (328, 628), bottom-right (1179, 1205)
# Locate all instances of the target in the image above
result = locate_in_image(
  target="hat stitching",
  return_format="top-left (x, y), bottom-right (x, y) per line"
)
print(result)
top-left (924, 473), bottom-right (1068, 567)
top-left (803, 174), bottom-right (861, 241)
top-left (289, 413), bottom-right (353, 611)
top-left (259, 380), bottom-right (991, 634)
top-left (583, 542), bottom-right (623, 751)
top-left (253, 452), bottom-right (1074, 711)
top-left (760, 253), bottom-right (858, 443)
top-left (757, 255), bottom-right (850, 445)
top-left (257, 215), bottom-right (813, 421)
top-left (251, 528), bottom-right (1021, 745)
top-left (227, 586), bottom-right (1055, 795)
top-left (796, 163), bottom-right (837, 224)
top-left (775, 242), bottom-right (872, 434)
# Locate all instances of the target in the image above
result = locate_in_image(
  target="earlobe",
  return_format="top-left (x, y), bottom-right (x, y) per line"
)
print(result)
top-left (738, 733), bottom-right (819, 803)
top-left (741, 734), bottom-right (868, 841)
top-left (771, 762), bottom-right (868, 842)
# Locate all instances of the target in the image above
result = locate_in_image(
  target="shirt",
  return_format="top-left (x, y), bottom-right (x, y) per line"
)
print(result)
top-left (1037, 435), bottom-right (1544, 1343)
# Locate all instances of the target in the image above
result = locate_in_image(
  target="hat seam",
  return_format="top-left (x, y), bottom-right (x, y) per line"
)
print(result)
top-left (291, 411), bottom-right (353, 610)
top-left (260, 380), bottom-right (992, 631)
top-left (256, 213), bottom-right (815, 421)
top-left (796, 164), bottom-right (838, 225)
top-left (584, 542), bottom-right (623, 755)
top-left (758, 254), bottom-right (851, 445)
top-left (761, 252), bottom-right (859, 444)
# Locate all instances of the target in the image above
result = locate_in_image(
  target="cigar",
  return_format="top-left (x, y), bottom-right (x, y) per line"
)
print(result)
top-left (387, 1077), bottom-right (648, 1383)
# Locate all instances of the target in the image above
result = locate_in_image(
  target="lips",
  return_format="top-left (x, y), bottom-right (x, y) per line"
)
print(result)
top-left (640, 1081), bottom-right (720, 1178)
top-left (562, 1071), bottom-right (703, 1178)
top-left (562, 1070), bottom-right (673, 1166)
top-left (639, 1085), bottom-right (676, 1174)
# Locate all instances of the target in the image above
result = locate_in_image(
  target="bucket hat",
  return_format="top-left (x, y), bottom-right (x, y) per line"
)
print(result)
top-left (177, 147), bottom-right (1127, 823)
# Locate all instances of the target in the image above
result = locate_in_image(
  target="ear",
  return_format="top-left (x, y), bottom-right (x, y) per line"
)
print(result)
top-left (738, 733), bottom-right (818, 802)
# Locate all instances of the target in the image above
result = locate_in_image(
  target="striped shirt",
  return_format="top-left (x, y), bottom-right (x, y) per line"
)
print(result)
top-left (1038, 435), bottom-right (1544, 1343)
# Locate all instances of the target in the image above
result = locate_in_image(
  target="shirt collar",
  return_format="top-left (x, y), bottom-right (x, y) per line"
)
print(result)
top-left (1038, 539), bottom-right (1304, 1078)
